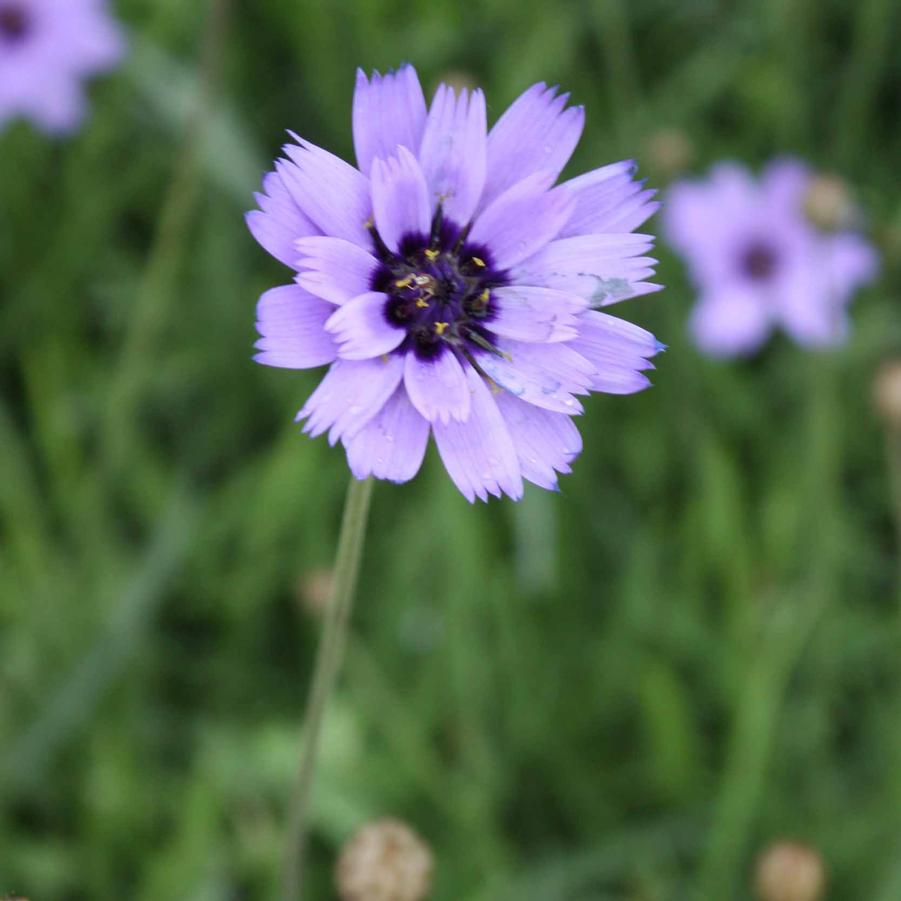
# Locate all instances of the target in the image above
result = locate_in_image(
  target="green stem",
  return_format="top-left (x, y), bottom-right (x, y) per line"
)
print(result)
top-left (885, 424), bottom-right (901, 610)
top-left (282, 476), bottom-right (374, 901)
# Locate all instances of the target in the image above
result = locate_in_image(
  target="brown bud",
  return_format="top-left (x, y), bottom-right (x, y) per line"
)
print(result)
top-left (645, 128), bottom-right (694, 178)
top-left (873, 359), bottom-right (901, 427)
top-left (755, 841), bottom-right (826, 901)
top-left (804, 174), bottom-right (859, 232)
top-left (436, 71), bottom-right (477, 93)
top-left (336, 818), bottom-right (433, 901)
top-left (296, 567), bottom-right (334, 618)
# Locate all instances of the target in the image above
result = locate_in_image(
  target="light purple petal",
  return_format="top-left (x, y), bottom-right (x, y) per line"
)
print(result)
top-left (28, 79), bottom-right (87, 134)
top-left (494, 392), bottom-right (583, 490)
top-left (560, 161), bottom-right (658, 237)
top-left (690, 286), bottom-right (771, 357)
top-left (246, 171), bottom-right (320, 268)
top-left (469, 172), bottom-right (576, 269)
top-left (295, 236), bottom-right (378, 304)
top-left (419, 84), bottom-right (487, 225)
top-left (253, 285), bottom-right (336, 369)
top-left (489, 286), bottom-right (587, 342)
top-left (279, 136), bottom-right (371, 246)
top-left (482, 83), bottom-right (584, 210)
top-left (568, 309), bottom-right (661, 393)
top-left (824, 232), bottom-right (880, 297)
top-left (664, 162), bottom-right (760, 265)
top-left (71, 9), bottom-right (127, 70)
top-left (775, 256), bottom-right (852, 348)
top-left (344, 386), bottom-right (430, 483)
top-left (371, 146), bottom-right (432, 253)
top-left (353, 65), bottom-right (427, 177)
top-left (514, 233), bottom-right (659, 305)
top-left (471, 339), bottom-right (594, 414)
top-left (325, 292), bottom-right (405, 360)
top-left (574, 309), bottom-right (663, 357)
top-left (762, 157), bottom-right (812, 213)
top-left (298, 355), bottom-right (405, 445)
top-left (433, 367), bottom-right (523, 503)
top-left (404, 350), bottom-right (470, 424)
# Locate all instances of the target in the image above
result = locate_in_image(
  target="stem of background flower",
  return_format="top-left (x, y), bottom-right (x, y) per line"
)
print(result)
top-left (282, 476), bottom-right (374, 901)
top-left (102, 0), bottom-right (231, 479)
top-left (884, 425), bottom-right (901, 609)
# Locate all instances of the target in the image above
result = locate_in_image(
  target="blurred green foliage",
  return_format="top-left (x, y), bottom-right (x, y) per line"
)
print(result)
top-left (2, 0), bottom-right (901, 899)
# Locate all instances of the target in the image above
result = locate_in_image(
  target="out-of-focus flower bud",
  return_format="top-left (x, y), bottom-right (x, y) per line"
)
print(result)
top-left (296, 567), bottom-right (335, 618)
top-left (645, 128), bottom-right (694, 178)
top-left (436, 70), bottom-right (477, 93)
top-left (754, 840), bottom-right (826, 901)
top-left (336, 818), bottom-right (434, 901)
top-left (873, 359), bottom-right (901, 427)
top-left (804, 174), bottom-right (859, 232)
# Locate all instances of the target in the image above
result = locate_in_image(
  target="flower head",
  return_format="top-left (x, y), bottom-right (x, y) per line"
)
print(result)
top-left (664, 159), bottom-right (879, 357)
top-left (0, 0), bottom-right (125, 134)
top-left (248, 65), bottom-right (662, 501)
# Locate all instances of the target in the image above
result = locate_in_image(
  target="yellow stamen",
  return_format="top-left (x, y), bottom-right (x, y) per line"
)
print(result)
top-left (394, 276), bottom-right (413, 288)
top-left (479, 288), bottom-right (490, 303)
top-left (471, 256), bottom-right (486, 268)
top-left (434, 321), bottom-right (449, 336)
top-left (424, 248), bottom-right (439, 261)
top-left (415, 298), bottom-right (430, 309)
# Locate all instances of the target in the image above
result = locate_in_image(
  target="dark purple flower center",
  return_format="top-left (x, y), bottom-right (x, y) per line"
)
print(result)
top-left (370, 215), bottom-right (508, 361)
top-left (0, 2), bottom-right (30, 43)
top-left (740, 240), bottom-right (779, 282)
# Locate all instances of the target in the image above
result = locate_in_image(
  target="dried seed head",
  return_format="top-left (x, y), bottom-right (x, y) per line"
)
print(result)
top-left (336, 818), bottom-right (434, 901)
top-left (755, 841), bottom-right (826, 901)
top-left (873, 359), bottom-right (901, 427)
top-left (804, 174), bottom-right (859, 232)
top-left (645, 128), bottom-right (694, 177)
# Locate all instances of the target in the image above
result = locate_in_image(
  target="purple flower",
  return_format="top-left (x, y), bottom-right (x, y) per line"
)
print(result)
top-left (665, 158), bottom-right (879, 357)
top-left (0, 0), bottom-right (125, 134)
top-left (248, 65), bottom-right (662, 502)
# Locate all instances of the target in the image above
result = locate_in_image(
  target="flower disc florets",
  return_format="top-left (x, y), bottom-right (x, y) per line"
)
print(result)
top-left (0, 3), bottom-right (30, 43)
top-left (371, 216), bottom-right (506, 361)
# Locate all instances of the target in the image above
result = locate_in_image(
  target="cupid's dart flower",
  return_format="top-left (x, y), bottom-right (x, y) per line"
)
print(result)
top-left (664, 158), bottom-right (879, 357)
top-left (248, 65), bottom-right (663, 501)
top-left (0, 0), bottom-right (125, 134)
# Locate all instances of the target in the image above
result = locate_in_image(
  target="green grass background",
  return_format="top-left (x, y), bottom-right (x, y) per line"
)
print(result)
top-left (2, 0), bottom-right (901, 898)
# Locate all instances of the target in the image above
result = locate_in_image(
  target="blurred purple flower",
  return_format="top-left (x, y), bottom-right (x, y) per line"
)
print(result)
top-left (248, 65), bottom-right (663, 502)
top-left (665, 159), bottom-right (879, 357)
top-left (0, 0), bottom-right (125, 134)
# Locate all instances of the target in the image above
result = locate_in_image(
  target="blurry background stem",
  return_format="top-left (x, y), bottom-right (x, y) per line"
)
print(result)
top-left (885, 425), bottom-right (901, 608)
top-left (695, 355), bottom-right (842, 899)
top-left (102, 0), bottom-right (231, 479)
top-left (283, 476), bottom-right (374, 901)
